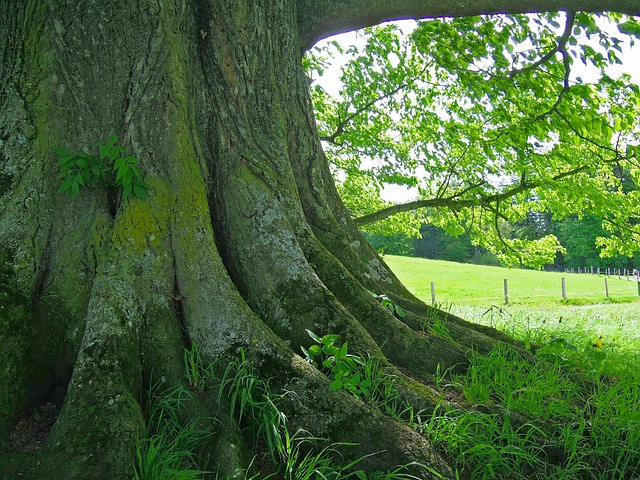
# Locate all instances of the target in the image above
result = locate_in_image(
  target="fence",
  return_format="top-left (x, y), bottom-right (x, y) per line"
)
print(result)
top-left (428, 273), bottom-right (640, 305)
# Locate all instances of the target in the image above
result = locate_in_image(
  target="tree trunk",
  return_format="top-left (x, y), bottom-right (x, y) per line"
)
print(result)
top-left (0, 1), bottom-right (608, 478)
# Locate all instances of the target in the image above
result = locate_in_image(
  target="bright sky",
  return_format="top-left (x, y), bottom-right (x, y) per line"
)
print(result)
top-left (313, 16), bottom-right (640, 203)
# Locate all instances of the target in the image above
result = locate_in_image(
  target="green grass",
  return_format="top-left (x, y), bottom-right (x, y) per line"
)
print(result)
top-left (384, 255), bottom-right (640, 305)
top-left (382, 255), bottom-right (640, 479)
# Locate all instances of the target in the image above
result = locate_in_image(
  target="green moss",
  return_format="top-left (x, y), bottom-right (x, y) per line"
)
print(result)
top-left (0, 451), bottom-right (99, 480)
top-left (0, 247), bottom-right (29, 448)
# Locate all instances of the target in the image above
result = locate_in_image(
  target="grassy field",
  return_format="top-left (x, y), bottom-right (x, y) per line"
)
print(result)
top-left (384, 255), bottom-right (640, 305)
top-left (382, 255), bottom-right (640, 479)
top-left (384, 254), bottom-right (640, 372)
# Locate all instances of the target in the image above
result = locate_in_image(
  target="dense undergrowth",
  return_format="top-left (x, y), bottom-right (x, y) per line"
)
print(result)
top-left (135, 303), bottom-right (640, 480)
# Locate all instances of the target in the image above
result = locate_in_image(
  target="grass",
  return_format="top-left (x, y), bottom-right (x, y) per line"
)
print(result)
top-left (137, 256), bottom-right (640, 479)
top-left (383, 255), bottom-right (640, 305)
top-left (134, 385), bottom-right (212, 480)
top-left (381, 255), bottom-right (640, 479)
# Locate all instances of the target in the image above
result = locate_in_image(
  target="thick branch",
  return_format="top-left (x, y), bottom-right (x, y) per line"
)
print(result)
top-left (352, 150), bottom-right (630, 227)
top-left (297, 0), bottom-right (640, 49)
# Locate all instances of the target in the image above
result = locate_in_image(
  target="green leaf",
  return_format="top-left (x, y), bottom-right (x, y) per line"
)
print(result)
top-left (53, 147), bottom-right (71, 156)
top-left (71, 180), bottom-right (80, 197)
top-left (308, 345), bottom-right (321, 357)
top-left (56, 155), bottom-right (74, 167)
top-left (116, 165), bottom-right (130, 183)
top-left (618, 19), bottom-right (640, 38)
top-left (123, 182), bottom-right (133, 199)
top-left (109, 147), bottom-right (121, 162)
top-left (113, 157), bottom-right (126, 171)
top-left (329, 379), bottom-right (343, 391)
top-left (59, 176), bottom-right (75, 193)
top-left (305, 329), bottom-right (321, 343)
top-left (133, 184), bottom-right (148, 199)
top-left (321, 334), bottom-right (339, 345)
top-left (99, 144), bottom-right (110, 160)
top-left (129, 165), bottom-right (141, 180)
top-left (339, 342), bottom-right (349, 358)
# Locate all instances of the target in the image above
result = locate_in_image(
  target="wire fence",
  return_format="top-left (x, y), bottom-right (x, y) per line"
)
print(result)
top-left (427, 273), bottom-right (640, 305)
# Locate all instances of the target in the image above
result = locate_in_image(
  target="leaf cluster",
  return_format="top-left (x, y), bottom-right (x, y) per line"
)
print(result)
top-left (307, 13), bottom-right (640, 266)
top-left (302, 330), bottom-right (373, 398)
top-left (55, 135), bottom-right (150, 200)
top-left (370, 292), bottom-right (406, 318)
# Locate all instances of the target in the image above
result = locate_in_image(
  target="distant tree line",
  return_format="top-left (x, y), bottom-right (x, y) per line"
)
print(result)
top-left (365, 213), bottom-right (640, 270)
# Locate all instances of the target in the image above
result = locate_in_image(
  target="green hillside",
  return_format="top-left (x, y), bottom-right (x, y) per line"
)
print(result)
top-left (384, 255), bottom-right (640, 305)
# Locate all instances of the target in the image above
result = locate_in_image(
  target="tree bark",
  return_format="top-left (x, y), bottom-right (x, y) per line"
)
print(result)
top-left (0, 0), bottom-right (629, 478)
top-left (297, 0), bottom-right (640, 48)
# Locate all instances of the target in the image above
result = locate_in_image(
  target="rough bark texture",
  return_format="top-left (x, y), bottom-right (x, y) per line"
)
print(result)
top-left (1, 1), bottom-right (636, 479)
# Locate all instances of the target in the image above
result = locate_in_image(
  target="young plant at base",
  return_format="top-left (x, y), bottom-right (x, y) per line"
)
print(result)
top-left (134, 385), bottom-right (211, 480)
top-left (370, 292), bottom-right (406, 318)
top-left (301, 330), bottom-right (373, 398)
top-left (184, 343), bottom-right (214, 392)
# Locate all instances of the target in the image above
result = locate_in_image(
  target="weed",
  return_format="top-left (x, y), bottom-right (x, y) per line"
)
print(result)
top-left (184, 343), bottom-right (214, 392)
top-left (370, 292), bottom-right (406, 318)
top-left (134, 385), bottom-right (211, 480)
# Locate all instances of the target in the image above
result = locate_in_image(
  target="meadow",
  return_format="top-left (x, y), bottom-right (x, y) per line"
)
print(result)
top-left (384, 255), bottom-right (640, 305)
top-left (381, 255), bottom-right (640, 479)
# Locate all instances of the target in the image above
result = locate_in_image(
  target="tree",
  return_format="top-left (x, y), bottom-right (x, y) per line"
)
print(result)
top-left (311, 10), bottom-right (640, 268)
top-left (1, 1), bottom-right (639, 479)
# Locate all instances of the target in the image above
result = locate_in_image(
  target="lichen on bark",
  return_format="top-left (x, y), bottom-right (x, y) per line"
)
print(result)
top-left (3, 0), bottom-right (630, 478)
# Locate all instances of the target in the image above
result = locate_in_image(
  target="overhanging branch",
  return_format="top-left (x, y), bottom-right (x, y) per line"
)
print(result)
top-left (297, 0), bottom-right (640, 49)
top-left (352, 149), bottom-right (632, 227)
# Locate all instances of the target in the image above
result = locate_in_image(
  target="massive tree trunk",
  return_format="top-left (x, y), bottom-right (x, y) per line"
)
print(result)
top-left (0, 1), bottom-right (638, 479)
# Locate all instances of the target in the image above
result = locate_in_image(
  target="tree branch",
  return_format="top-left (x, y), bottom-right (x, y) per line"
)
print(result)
top-left (320, 67), bottom-right (428, 144)
top-left (352, 149), bottom-right (631, 227)
top-left (297, 0), bottom-right (640, 49)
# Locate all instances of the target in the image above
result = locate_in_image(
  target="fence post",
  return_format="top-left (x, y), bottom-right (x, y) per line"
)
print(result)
top-left (430, 282), bottom-right (436, 304)
top-left (561, 277), bottom-right (566, 300)
top-left (591, 266), bottom-right (594, 274)
top-left (504, 278), bottom-right (509, 304)
top-left (605, 278), bottom-right (609, 298)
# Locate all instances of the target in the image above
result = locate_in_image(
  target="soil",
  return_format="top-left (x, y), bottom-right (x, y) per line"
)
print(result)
top-left (8, 392), bottom-right (64, 453)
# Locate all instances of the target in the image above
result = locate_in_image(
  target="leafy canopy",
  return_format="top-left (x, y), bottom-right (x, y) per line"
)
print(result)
top-left (307, 12), bottom-right (640, 268)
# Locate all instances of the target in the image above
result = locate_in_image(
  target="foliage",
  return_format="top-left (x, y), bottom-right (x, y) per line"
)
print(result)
top-left (301, 330), bottom-right (374, 398)
top-left (307, 13), bottom-right (640, 267)
top-left (54, 135), bottom-right (150, 200)
top-left (134, 385), bottom-right (211, 480)
top-left (184, 342), bottom-right (214, 392)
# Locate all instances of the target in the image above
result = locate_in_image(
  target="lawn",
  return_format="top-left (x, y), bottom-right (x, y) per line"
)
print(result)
top-left (384, 255), bottom-right (640, 305)
top-left (384, 254), bottom-right (640, 371)
top-left (383, 255), bottom-right (640, 479)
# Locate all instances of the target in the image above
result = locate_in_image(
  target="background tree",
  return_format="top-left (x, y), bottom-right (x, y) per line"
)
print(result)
top-left (1, 1), bottom-right (640, 479)
top-left (311, 12), bottom-right (640, 268)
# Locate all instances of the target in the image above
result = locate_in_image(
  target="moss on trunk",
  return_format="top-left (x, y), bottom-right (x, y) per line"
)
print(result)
top-left (0, 1), bottom-right (559, 478)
